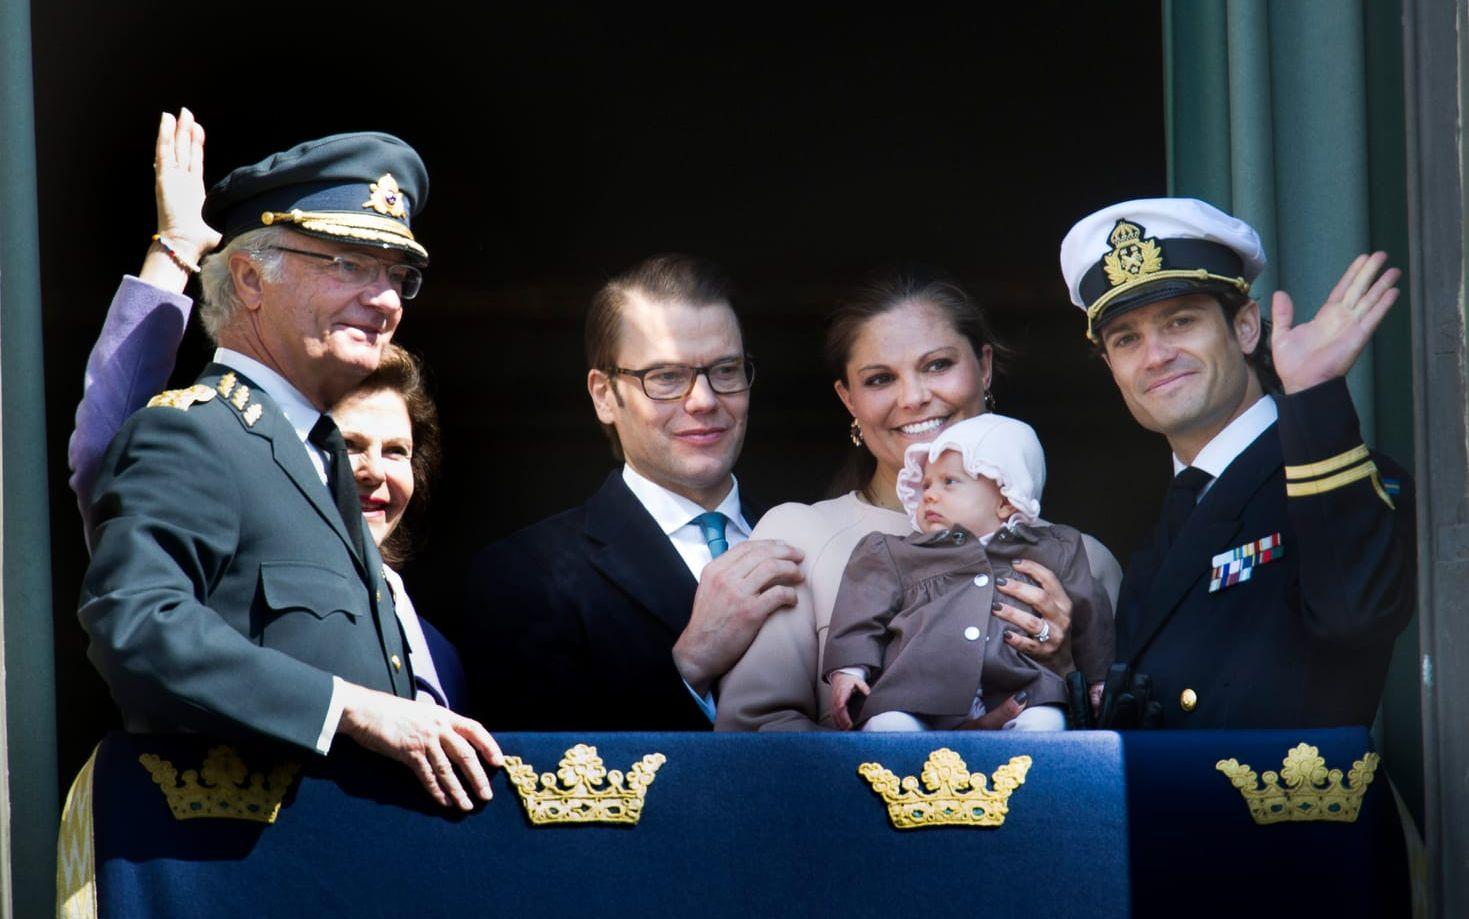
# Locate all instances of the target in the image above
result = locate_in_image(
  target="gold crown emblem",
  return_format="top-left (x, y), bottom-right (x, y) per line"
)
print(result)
top-left (138, 746), bottom-right (300, 824)
top-left (1215, 743), bottom-right (1379, 825)
top-left (1102, 218), bottom-right (1164, 287)
top-left (503, 744), bottom-right (667, 826)
top-left (1108, 219), bottom-right (1143, 247)
top-left (858, 748), bottom-right (1032, 830)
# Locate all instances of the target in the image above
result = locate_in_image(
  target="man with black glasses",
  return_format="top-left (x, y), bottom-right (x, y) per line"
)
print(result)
top-left (463, 253), bottom-right (803, 730)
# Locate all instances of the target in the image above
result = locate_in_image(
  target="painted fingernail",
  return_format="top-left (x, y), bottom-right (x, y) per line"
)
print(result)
top-left (995, 576), bottom-right (1008, 586)
top-left (992, 601), bottom-right (1003, 611)
top-left (1014, 690), bottom-right (1030, 705)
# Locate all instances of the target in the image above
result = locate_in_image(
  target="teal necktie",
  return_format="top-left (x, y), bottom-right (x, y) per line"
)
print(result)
top-left (694, 511), bottom-right (729, 559)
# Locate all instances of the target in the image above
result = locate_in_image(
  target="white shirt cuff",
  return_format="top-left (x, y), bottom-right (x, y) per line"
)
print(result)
top-left (316, 675), bottom-right (348, 754)
top-left (684, 678), bottom-right (717, 723)
top-left (829, 666), bottom-right (869, 684)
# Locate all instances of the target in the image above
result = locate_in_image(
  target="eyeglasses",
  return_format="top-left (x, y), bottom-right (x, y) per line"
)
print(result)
top-left (610, 357), bottom-right (756, 400)
top-left (270, 246), bottom-right (423, 300)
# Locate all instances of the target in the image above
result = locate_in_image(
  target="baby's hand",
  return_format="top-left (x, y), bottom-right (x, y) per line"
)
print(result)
top-left (829, 671), bottom-right (871, 731)
top-left (1089, 681), bottom-right (1105, 714)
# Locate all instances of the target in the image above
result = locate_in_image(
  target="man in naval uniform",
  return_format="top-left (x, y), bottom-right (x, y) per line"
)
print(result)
top-left (80, 132), bottom-right (501, 809)
top-left (1058, 197), bottom-right (1415, 728)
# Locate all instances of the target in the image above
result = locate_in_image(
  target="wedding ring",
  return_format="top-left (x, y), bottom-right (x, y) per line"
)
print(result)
top-left (1030, 622), bottom-right (1051, 644)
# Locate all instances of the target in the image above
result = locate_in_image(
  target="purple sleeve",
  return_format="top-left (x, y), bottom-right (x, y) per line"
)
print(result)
top-left (69, 275), bottom-right (193, 542)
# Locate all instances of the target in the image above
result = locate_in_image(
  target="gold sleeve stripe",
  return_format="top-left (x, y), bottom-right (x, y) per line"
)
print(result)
top-left (1284, 444), bottom-right (1370, 481)
top-left (1285, 459), bottom-right (1377, 497)
top-left (1371, 470), bottom-right (1397, 510)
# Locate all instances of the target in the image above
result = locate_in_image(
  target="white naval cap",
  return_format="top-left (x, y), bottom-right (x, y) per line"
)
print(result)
top-left (895, 413), bottom-right (1046, 533)
top-left (1060, 197), bottom-right (1267, 342)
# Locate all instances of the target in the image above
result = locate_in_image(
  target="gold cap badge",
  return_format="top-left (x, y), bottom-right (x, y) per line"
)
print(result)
top-left (1102, 219), bottom-right (1163, 287)
top-left (363, 173), bottom-right (409, 219)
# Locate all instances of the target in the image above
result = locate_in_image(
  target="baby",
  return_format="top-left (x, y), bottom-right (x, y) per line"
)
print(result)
top-left (824, 414), bottom-right (1113, 731)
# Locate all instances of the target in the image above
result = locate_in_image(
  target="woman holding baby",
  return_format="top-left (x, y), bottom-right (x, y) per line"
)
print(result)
top-left (715, 269), bottom-right (1121, 732)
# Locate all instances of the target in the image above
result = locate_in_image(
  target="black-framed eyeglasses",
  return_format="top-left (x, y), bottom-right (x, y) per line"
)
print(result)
top-left (609, 357), bottom-right (756, 400)
top-left (270, 246), bottom-right (423, 300)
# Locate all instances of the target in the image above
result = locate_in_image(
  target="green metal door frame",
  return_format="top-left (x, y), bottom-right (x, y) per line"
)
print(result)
top-left (1402, 1), bottom-right (1469, 914)
top-left (0, 0), bottom-right (59, 914)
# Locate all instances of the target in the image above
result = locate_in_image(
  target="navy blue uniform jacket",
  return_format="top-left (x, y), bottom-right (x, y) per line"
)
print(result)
top-left (462, 471), bottom-right (760, 731)
top-left (1117, 378), bottom-right (1415, 728)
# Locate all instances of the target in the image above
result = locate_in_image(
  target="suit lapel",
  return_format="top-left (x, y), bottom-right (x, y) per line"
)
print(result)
top-left (205, 365), bottom-right (368, 578)
top-left (584, 472), bottom-right (699, 637)
top-left (739, 490), bottom-right (766, 529)
top-left (1122, 424), bottom-right (1282, 663)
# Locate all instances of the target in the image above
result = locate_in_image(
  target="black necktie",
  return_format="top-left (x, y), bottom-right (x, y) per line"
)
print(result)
top-left (1161, 466), bottom-right (1214, 549)
top-left (308, 414), bottom-right (368, 562)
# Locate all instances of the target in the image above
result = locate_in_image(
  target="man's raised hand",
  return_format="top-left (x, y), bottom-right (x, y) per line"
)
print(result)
top-left (1271, 252), bottom-right (1402, 394)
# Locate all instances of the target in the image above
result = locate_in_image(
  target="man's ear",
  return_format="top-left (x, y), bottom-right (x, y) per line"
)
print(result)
top-left (588, 368), bottom-right (620, 424)
top-left (1233, 299), bottom-right (1262, 356)
top-left (228, 250), bottom-right (265, 312)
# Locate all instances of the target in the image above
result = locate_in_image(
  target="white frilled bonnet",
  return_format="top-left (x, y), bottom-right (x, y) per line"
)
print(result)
top-left (894, 413), bottom-right (1046, 532)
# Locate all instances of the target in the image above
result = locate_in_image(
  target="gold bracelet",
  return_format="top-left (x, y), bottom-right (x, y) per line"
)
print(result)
top-left (151, 233), bottom-right (201, 274)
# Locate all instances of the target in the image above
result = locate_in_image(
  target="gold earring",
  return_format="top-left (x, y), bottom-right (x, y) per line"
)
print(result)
top-left (849, 418), bottom-right (864, 446)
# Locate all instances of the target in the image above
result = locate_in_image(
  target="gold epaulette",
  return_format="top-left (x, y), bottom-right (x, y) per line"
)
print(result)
top-left (145, 384), bottom-right (216, 410)
top-left (1285, 444), bottom-right (1394, 508)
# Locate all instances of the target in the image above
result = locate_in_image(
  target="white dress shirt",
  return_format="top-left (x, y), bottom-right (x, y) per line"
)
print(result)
top-left (620, 463), bottom-right (752, 720)
top-left (621, 464), bottom-right (752, 576)
top-left (1172, 395), bottom-right (1279, 499)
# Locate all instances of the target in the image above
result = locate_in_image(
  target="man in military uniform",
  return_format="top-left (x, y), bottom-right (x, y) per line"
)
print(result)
top-left (80, 132), bottom-right (501, 809)
top-left (1058, 197), bottom-right (1416, 728)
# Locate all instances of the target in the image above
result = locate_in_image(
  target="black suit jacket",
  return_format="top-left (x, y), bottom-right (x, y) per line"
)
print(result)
top-left (1116, 379), bottom-right (1416, 728)
top-left (462, 471), bottom-right (761, 731)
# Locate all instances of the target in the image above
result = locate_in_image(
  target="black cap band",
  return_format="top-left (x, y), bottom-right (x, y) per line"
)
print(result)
top-left (1079, 237), bottom-right (1244, 308)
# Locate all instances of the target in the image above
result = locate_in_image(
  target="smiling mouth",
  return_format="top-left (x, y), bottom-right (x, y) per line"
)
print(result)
top-left (1145, 372), bottom-right (1195, 394)
top-left (895, 416), bottom-right (951, 437)
top-left (336, 322), bottom-right (387, 339)
top-left (674, 428), bottom-right (727, 444)
top-left (359, 499), bottom-right (388, 515)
